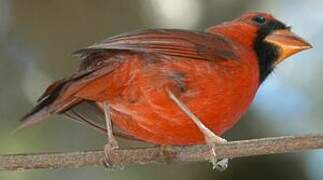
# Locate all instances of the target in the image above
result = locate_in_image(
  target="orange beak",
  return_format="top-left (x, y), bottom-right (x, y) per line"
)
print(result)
top-left (264, 29), bottom-right (312, 66)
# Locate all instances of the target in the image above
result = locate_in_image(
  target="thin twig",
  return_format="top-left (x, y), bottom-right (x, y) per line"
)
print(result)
top-left (1, 135), bottom-right (323, 171)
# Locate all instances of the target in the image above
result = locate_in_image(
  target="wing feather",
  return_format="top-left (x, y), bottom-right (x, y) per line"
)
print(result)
top-left (75, 29), bottom-right (237, 62)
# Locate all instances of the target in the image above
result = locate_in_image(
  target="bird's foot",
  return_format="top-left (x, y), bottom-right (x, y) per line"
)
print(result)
top-left (208, 143), bottom-right (229, 171)
top-left (103, 138), bottom-right (119, 168)
top-left (206, 137), bottom-right (229, 171)
top-left (166, 89), bottom-right (229, 170)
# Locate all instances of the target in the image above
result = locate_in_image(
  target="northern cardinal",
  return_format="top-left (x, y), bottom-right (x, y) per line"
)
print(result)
top-left (20, 12), bottom-right (311, 169)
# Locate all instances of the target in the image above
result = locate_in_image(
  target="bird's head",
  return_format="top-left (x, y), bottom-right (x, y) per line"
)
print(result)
top-left (208, 12), bottom-right (312, 82)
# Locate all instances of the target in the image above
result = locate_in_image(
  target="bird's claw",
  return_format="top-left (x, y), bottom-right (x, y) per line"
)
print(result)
top-left (213, 158), bottom-right (229, 171)
top-left (208, 143), bottom-right (229, 171)
top-left (103, 139), bottom-right (119, 168)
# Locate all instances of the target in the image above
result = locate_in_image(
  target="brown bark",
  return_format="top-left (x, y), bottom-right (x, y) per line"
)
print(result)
top-left (1, 135), bottom-right (322, 171)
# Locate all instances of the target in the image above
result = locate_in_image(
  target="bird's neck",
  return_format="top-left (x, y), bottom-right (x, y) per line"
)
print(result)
top-left (207, 23), bottom-right (261, 86)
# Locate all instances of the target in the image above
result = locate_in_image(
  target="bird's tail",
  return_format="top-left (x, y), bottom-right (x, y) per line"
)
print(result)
top-left (17, 79), bottom-right (81, 131)
top-left (17, 58), bottom-right (121, 132)
top-left (18, 100), bottom-right (53, 131)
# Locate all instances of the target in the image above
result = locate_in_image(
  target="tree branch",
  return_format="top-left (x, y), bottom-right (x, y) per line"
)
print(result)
top-left (1, 134), bottom-right (323, 171)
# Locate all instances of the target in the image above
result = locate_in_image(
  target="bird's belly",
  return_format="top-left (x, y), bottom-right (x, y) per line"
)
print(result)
top-left (107, 59), bottom-right (258, 145)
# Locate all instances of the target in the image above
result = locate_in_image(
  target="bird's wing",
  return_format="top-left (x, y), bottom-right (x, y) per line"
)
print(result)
top-left (75, 29), bottom-right (237, 66)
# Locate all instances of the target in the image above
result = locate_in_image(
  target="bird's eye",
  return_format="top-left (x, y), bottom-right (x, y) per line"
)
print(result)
top-left (252, 15), bottom-right (266, 25)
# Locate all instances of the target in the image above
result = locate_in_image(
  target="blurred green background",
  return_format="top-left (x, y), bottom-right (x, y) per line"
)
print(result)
top-left (0, 0), bottom-right (322, 179)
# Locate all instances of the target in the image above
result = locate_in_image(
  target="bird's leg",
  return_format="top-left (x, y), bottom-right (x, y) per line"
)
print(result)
top-left (166, 89), bottom-right (229, 171)
top-left (101, 102), bottom-right (119, 167)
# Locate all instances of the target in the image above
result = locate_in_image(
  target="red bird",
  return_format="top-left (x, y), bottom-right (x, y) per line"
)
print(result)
top-left (20, 12), bottom-right (311, 169)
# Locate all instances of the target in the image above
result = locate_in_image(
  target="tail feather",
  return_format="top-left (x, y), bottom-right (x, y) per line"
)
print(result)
top-left (18, 54), bottom-right (121, 132)
top-left (16, 108), bottom-right (51, 132)
top-left (18, 79), bottom-right (67, 131)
